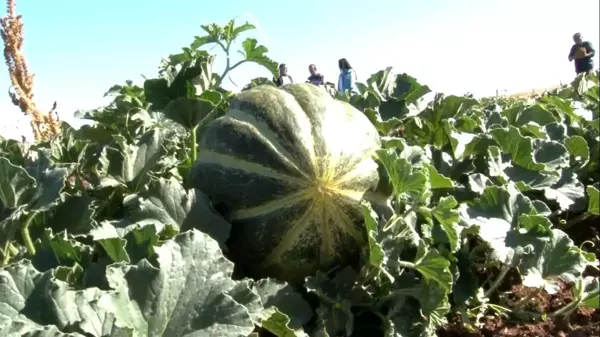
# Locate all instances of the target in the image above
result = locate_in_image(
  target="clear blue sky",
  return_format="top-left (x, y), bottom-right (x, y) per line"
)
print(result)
top-left (1, 0), bottom-right (599, 140)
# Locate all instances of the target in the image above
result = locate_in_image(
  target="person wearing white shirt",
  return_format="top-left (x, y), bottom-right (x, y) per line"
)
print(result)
top-left (274, 63), bottom-right (294, 86)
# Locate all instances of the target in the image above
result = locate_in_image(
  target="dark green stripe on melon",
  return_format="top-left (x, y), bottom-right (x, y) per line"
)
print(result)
top-left (188, 83), bottom-right (381, 282)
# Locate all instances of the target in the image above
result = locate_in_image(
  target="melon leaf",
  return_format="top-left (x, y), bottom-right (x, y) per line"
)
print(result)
top-left (123, 176), bottom-right (232, 246)
top-left (519, 229), bottom-right (590, 294)
top-left (0, 260), bottom-right (129, 337)
top-left (96, 229), bottom-right (256, 337)
top-left (95, 128), bottom-right (178, 191)
top-left (163, 97), bottom-right (217, 131)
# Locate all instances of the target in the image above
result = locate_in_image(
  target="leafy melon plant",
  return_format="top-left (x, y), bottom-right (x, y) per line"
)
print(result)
top-left (1, 19), bottom-right (599, 337)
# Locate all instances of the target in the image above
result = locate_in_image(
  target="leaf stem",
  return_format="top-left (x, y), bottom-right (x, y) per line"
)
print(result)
top-left (214, 40), bottom-right (242, 88)
top-left (484, 264), bottom-right (512, 298)
top-left (2, 221), bottom-right (19, 267)
top-left (191, 125), bottom-right (198, 163)
top-left (1, 244), bottom-right (11, 267)
top-left (218, 60), bottom-right (246, 87)
top-left (216, 41), bottom-right (231, 87)
top-left (548, 299), bottom-right (580, 318)
top-left (213, 38), bottom-right (247, 87)
top-left (548, 278), bottom-right (589, 318)
top-left (396, 260), bottom-right (416, 269)
top-left (8, 243), bottom-right (18, 256)
top-left (21, 211), bottom-right (37, 257)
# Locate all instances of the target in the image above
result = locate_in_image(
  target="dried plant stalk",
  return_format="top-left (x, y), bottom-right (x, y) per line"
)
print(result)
top-left (1, 0), bottom-right (59, 141)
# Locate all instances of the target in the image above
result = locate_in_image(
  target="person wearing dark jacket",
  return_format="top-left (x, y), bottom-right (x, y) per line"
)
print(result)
top-left (274, 63), bottom-right (293, 86)
top-left (307, 64), bottom-right (325, 85)
top-left (568, 32), bottom-right (595, 75)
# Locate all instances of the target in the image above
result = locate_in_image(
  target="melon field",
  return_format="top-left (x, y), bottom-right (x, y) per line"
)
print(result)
top-left (1, 19), bottom-right (599, 337)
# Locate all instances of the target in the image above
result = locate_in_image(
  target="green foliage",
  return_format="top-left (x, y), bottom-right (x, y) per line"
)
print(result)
top-left (1, 17), bottom-right (599, 337)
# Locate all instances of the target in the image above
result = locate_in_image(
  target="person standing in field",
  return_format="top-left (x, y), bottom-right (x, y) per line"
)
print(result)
top-left (568, 33), bottom-right (595, 75)
top-left (337, 58), bottom-right (357, 94)
top-left (307, 64), bottom-right (325, 86)
top-left (274, 63), bottom-right (293, 86)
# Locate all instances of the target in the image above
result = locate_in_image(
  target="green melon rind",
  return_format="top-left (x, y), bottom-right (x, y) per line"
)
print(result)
top-left (188, 83), bottom-right (381, 282)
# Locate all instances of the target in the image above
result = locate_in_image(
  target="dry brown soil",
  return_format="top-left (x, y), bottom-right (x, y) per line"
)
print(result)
top-left (438, 215), bottom-right (599, 337)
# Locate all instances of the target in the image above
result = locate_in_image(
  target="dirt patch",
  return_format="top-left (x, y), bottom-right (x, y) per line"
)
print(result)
top-left (438, 279), bottom-right (599, 337)
top-left (439, 215), bottom-right (600, 336)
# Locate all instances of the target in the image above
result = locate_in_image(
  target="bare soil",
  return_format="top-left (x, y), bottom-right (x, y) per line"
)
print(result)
top-left (438, 215), bottom-right (600, 337)
top-left (438, 280), bottom-right (599, 337)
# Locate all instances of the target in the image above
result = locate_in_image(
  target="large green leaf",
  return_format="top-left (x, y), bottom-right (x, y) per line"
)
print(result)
top-left (97, 229), bottom-right (256, 336)
top-left (370, 70), bottom-right (432, 121)
top-left (412, 243), bottom-right (453, 293)
top-left (461, 184), bottom-right (538, 262)
top-left (0, 260), bottom-right (129, 336)
top-left (0, 157), bottom-right (69, 254)
top-left (376, 149), bottom-right (429, 201)
top-left (0, 138), bottom-right (30, 167)
top-left (96, 129), bottom-right (178, 191)
top-left (0, 157), bottom-right (68, 212)
top-left (519, 229), bottom-right (590, 294)
top-left (511, 103), bottom-right (558, 127)
top-left (489, 126), bottom-right (569, 171)
top-left (74, 81), bottom-right (153, 140)
top-left (0, 157), bottom-right (37, 211)
top-left (252, 278), bottom-right (313, 331)
top-left (429, 196), bottom-right (460, 252)
top-left (163, 97), bottom-right (217, 131)
top-left (239, 38), bottom-right (279, 78)
top-left (31, 228), bottom-right (95, 275)
top-left (41, 194), bottom-right (96, 236)
top-left (124, 177), bottom-right (231, 245)
top-left (542, 170), bottom-right (587, 212)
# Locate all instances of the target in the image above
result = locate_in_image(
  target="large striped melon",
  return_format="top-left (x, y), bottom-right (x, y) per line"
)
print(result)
top-left (188, 83), bottom-right (381, 282)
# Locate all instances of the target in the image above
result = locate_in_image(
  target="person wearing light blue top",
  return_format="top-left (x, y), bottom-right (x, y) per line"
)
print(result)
top-left (337, 58), bottom-right (357, 94)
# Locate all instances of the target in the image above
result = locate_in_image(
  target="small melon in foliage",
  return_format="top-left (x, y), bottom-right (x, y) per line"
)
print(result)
top-left (188, 83), bottom-right (381, 282)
